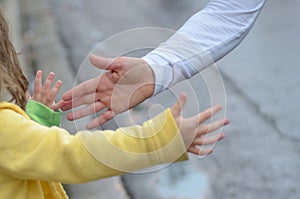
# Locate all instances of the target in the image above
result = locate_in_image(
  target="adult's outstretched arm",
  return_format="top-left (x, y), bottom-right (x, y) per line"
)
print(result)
top-left (62, 0), bottom-right (265, 128)
top-left (142, 0), bottom-right (266, 94)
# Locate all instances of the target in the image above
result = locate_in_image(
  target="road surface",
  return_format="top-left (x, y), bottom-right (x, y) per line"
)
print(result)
top-left (21, 0), bottom-right (300, 198)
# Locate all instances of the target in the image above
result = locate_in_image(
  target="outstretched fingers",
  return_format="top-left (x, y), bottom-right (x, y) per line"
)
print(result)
top-left (48, 80), bottom-right (62, 103)
top-left (187, 105), bottom-right (229, 156)
top-left (195, 105), bottom-right (223, 124)
top-left (187, 130), bottom-right (225, 156)
top-left (31, 70), bottom-right (64, 111)
top-left (198, 118), bottom-right (229, 136)
top-left (66, 101), bottom-right (106, 121)
top-left (61, 92), bottom-right (103, 111)
top-left (33, 70), bottom-right (43, 98)
top-left (62, 77), bottom-right (99, 103)
top-left (41, 72), bottom-right (55, 97)
top-left (86, 110), bottom-right (114, 129)
top-left (194, 132), bottom-right (225, 146)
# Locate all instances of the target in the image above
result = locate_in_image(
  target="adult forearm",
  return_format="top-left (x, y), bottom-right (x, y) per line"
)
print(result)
top-left (143, 0), bottom-right (266, 94)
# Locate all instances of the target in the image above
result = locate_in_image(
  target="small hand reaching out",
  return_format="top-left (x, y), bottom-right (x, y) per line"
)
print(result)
top-left (30, 70), bottom-right (64, 111)
top-left (170, 93), bottom-right (229, 156)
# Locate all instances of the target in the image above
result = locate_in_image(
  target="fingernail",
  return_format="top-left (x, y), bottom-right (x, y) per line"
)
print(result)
top-left (67, 114), bottom-right (75, 121)
top-left (215, 104), bottom-right (222, 110)
top-left (224, 118), bottom-right (230, 125)
top-left (218, 134), bottom-right (225, 141)
top-left (36, 70), bottom-right (41, 76)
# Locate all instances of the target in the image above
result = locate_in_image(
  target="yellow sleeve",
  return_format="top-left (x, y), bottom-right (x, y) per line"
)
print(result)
top-left (0, 108), bottom-right (187, 184)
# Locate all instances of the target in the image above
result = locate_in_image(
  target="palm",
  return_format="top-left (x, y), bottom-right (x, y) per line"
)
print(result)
top-left (62, 56), bottom-right (154, 129)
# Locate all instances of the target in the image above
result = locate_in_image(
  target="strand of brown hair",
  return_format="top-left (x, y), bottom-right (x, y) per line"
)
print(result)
top-left (0, 8), bottom-right (29, 109)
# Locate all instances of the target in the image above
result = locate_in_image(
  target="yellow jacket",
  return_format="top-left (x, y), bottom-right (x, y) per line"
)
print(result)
top-left (0, 102), bottom-right (188, 199)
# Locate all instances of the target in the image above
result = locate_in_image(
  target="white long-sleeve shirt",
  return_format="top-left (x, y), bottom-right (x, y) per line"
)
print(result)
top-left (142, 0), bottom-right (266, 94)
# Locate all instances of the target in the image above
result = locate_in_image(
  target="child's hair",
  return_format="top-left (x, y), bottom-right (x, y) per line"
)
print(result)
top-left (0, 8), bottom-right (29, 109)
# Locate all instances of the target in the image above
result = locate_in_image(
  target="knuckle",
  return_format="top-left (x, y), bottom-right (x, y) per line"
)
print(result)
top-left (116, 57), bottom-right (126, 65)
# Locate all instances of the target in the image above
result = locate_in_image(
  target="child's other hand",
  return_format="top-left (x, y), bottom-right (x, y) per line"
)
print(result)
top-left (171, 93), bottom-right (229, 156)
top-left (31, 70), bottom-right (64, 111)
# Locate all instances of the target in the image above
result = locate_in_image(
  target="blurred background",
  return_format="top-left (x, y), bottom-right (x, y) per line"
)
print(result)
top-left (3, 0), bottom-right (300, 198)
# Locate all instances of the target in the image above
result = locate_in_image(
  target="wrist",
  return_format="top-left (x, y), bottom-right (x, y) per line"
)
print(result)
top-left (26, 100), bottom-right (62, 127)
top-left (142, 63), bottom-right (155, 99)
top-left (142, 54), bottom-right (173, 95)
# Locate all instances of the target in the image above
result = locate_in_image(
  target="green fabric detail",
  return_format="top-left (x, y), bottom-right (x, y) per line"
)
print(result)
top-left (25, 100), bottom-right (62, 127)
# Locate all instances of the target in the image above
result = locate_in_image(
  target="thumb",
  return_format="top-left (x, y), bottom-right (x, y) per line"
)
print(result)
top-left (89, 55), bottom-right (121, 71)
top-left (171, 93), bottom-right (187, 118)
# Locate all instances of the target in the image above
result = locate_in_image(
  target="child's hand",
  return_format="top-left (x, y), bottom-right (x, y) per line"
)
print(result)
top-left (31, 70), bottom-right (64, 111)
top-left (171, 93), bottom-right (229, 156)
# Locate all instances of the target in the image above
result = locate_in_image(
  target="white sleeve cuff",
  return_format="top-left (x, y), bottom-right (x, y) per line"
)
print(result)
top-left (142, 54), bottom-right (173, 95)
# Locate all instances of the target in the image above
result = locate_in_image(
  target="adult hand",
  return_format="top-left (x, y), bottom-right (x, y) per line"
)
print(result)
top-left (61, 55), bottom-right (155, 129)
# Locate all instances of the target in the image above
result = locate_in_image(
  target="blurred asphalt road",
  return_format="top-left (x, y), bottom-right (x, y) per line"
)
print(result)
top-left (7, 0), bottom-right (300, 198)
